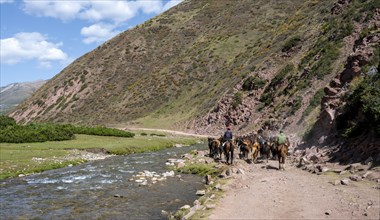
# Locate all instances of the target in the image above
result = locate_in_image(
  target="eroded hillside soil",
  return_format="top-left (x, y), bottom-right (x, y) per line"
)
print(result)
top-left (207, 159), bottom-right (380, 220)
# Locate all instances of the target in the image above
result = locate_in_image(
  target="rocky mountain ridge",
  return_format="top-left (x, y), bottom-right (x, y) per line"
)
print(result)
top-left (0, 80), bottom-right (46, 114)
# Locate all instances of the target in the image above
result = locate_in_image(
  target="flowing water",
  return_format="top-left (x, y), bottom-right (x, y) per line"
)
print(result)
top-left (0, 144), bottom-right (207, 219)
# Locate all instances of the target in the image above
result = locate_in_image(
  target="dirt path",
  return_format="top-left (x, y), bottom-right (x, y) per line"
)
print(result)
top-left (208, 159), bottom-right (380, 220)
top-left (125, 127), bottom-right (210, 138)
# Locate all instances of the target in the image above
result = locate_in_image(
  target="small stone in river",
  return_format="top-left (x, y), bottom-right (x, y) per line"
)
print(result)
top-left (139, 181), bottom-right (148, 186)
top-left (114, 194), bottom-right (123, 198)
top-left (161, 210), bottom-right (168, 216)
top-left (180, 205), bottom-right (191, 210)
top-left (196, 190), bottom-right (206, 196)
top-left (205, 175), bottom-right (212, 185)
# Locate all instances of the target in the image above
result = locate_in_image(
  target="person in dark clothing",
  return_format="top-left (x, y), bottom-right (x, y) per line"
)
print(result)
top-left (223, 127), bottom-right (233, 142)
top-left (221, 126), bottom-right (233, 152)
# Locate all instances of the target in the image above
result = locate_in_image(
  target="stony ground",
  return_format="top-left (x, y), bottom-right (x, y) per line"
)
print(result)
top-left (206, 158), bottom-right (380, 220)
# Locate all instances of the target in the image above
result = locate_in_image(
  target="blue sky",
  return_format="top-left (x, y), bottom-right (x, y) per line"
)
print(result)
top-left (0, 0), bottom-right (182, 87)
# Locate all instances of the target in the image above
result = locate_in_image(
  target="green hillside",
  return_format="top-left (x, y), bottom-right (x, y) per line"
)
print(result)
top-left (9, 0), bottom-right (379, 139)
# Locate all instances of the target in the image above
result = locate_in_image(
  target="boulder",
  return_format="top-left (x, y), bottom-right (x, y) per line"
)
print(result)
top-left (324, 86), bottom-right (339, 96)
top-left (206, 204), bottom-right (216, 209)
top-left (180, 205), bottom-right (191, 210)
top-left (341, 178), bottom-right (350, 185)
top-left (346, 163), bottom-right (368, 172)
top-left (332, 180), bottom-right (341, 186)
top-left (365, 171), bottom-right (380, 181)
top-left (349, 175), bottom-right (362, 181)
top-left (193, 200), bottom-right (201, 208)
top-left (177, 162), bottom-right (185, 168)
top-left (205, 175), bottom-right (212, 185)
top-left (330, 78), bottom-right (342, 87)
top-left (196, 190), bottom-right (206, 196)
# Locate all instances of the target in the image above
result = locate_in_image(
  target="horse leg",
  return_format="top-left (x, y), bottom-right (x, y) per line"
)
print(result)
top-left (226, 150), bottom-right (230, 164)
top-left (230, 148), bottom-right (234, 165)
top-left (248, 149), bottom-right (252, 162)
top-left (253, 150), bottom-right (259, 163)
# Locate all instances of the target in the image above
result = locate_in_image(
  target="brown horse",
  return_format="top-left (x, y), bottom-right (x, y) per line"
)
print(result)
top-left (277, 143), bottom-right (288, 170)
top-left (208, 137), bottom-right (222, 160)
top-left (250, 141), bottom-right (260, 163)
top-left (235, 137), bottom-right (259, 163)
top-left (235, 137), bottom-right (249, 159)
top-left (222, 140), bottom-right (235, 165)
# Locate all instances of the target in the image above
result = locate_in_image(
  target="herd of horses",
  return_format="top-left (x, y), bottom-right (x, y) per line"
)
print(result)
top-left (207, 134), bottom-right (290, 170)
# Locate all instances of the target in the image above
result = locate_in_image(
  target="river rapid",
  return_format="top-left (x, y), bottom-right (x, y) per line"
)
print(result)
top-left (0, 144), bottom-right (207, 219)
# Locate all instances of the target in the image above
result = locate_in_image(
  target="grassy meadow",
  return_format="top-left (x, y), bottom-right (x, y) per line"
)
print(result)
top-left (0, 131), bottom-right (202, 179)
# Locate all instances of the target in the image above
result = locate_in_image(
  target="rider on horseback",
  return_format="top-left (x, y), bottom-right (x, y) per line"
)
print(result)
top-left (276, 130), bottom-right (289, 170)
top-left (221, 124), bottom-right (233, 152)
top-left (276, 130), bottom-right (287, 146)
top-left (276, 130), bottom-right (290, 152)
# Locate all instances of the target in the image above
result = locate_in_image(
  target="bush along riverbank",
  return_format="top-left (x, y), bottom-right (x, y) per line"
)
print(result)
top-left (0, 116), bottom-right (135, 143)
top-left (164, 150), bottom-right (248, 220)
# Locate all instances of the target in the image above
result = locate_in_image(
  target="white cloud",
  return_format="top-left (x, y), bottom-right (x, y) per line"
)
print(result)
top-left (81, 23), bottom-right (121, 44)
top-left (22, 1), bottom-right (84, 21)
top-left (22, 0), bottom-right (183, 23)
top-left (79, 1), bottom-right (136, 23)
top-left (134, 0), bottom-right (164, 15)
top-left (0, 32), bottom-right (68, 65)
top-left (162, 0), bottom-right (182, 12)
top-left (21, 0), bottom-right (184, 44)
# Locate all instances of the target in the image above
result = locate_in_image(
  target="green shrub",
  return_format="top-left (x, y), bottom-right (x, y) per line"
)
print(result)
top-left (0, 115), bottom-right (16, 129)
top-left (290, 96), bottom-right (302, 115)
top-left (150, 133), bottom-right (165, 137)
top-left (260, 91), bottom-right (273, 107)
top-left (260, 64), bottom-right (294, 106)
top-left (0, 123), bottom-right (75, 143)
top-left (302, 88), bottom-right (324, 119)
top-left (272, 64), bottom-right (294, 86)
top-left (71, 125), bottom-right (135, 138)
top-left (242, 76), bottom-right (266, 91)
top-left (177, 163), bottom-right (219, 176)
top-left (232, 92), bottom-right (243, 109)
top-left (336, 72), bottom-right (380, 137)
top-left (282, 36), bottom-right (301, 52)
top-left (0, 117), bottom-right (135, 143)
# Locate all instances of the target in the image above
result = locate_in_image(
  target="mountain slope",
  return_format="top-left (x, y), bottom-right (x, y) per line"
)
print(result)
top-left (0, 80), bottom-right (46, 114)
top-left (10, 0), bottom-right (379, 143)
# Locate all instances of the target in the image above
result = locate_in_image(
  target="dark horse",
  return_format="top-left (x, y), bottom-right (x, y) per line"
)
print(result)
top-left (258, 135), bottom-right (271, 163)
top-left (208, 137), bottom-right (222, 159)
top-left (223, 140), bottom-right (235, 165)
top-left (269, 136), bottom-right (278, 160)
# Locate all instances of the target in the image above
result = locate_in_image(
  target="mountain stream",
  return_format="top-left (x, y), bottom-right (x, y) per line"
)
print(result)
top-left (0, 144), bottom-right (206, 219)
